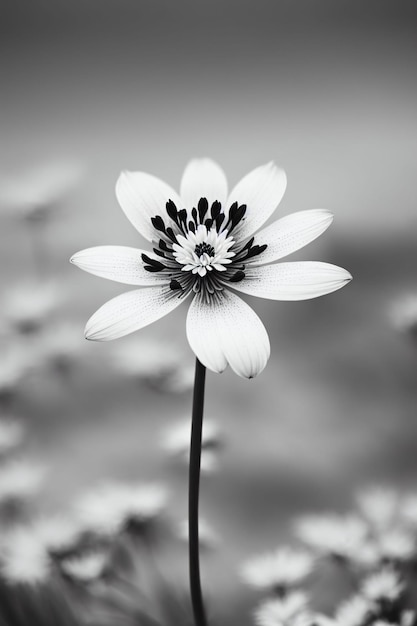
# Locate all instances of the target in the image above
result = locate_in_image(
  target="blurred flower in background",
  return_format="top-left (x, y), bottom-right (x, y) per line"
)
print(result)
top-left (0, 161), bottom-right (83, 223)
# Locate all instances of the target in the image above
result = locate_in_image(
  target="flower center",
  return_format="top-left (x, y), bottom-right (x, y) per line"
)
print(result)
top-left (194, 242), bottom-right (215, 258)
top-left (171, 224), bottom-right (236, 277)
top-left (141, 197), bottom-right (267, 298)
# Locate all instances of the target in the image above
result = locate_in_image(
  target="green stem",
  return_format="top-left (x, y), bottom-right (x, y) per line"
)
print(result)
top-left (189, 358), bottom-right (208, 626)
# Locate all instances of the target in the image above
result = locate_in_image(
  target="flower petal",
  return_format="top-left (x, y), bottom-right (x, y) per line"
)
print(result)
top-left (227, 162), bottom-right (287, 238)
top-left (251, 210), bottom-right (334, 265)
top-left (85, 287), bottom-right (187, 341)
top-left (115, 171), bottom-right (182, 242)
top-left (70, 246), bottom-right (170, 286)
top-left (180, 159), bottom-right (228, 210)
top-left (232, 262), bottom-right (352, 301)
top-left (186, 290), bottom-right (270, 378)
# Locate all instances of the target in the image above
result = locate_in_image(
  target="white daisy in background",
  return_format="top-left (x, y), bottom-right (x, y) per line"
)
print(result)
top-left (110, 336), bottom-right (183, 381)
top-left (0, 417), bottom-right (25, 454)
top-left (294, 514), bottom-right (368, 560)
top-left (388, 293), bottom-right (417, 337)
top-left (241, 546), bottom-right (314, 591)
top-left (356, 487), bottom-right (399, 531)
top-left (375, 528), bottom-right (415, 562)
top-left (31, 515), bottom-right (83, 556)
top-left (0, 459), bottom-right (46, 504)
top-left (254, 591), bottom-right (311, 626)
top-left (335, 595), bottom-right (375, 626)
top-left (75, 482), bottom-right (167, 537)
top-left (361, 568), bottom-right (405, 602)
top-left (0, 160), bottom-right (83, 222)
top-left (60, 549), bottom-right (109, 584)
top-left (0, 526), bottom-right (50, 584)
top-left (157, 362), bottom-right (195, 394)
top-left (71, 159), bottom-right (351, 378)
top-left (35, 321), bottom-right (87, 372)
top-left (399, 611), bottom-right (417, 626)
top-left (0, 344), bottom-right (33, 401)
top-left (400, 494), bottom-right (417, 528)
top-left (1, 282), bottom-right (63, 335)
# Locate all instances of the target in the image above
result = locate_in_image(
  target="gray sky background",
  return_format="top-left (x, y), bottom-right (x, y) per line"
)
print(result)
top-left (1, 0), bottom-right (416, 243)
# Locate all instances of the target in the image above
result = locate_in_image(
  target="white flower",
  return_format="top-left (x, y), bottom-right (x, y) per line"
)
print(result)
top-left (75, 482), bottom-right (167, 536)
top-left (60, 549), bottom-right (109, 583)
top-left (376, 528), bottom-right (415, 561)
top-left (0, 459), bottom-right (46, 503)
top-left (241, 546), bottom-right (314, 591)
top-left (401, 494), bottom-right (417, 528)
top-left (0, 526), bottom-right (50, 584)
top-left (157, 362), bottom-right (195, 393)
top-left (0, 417), bottom-right (25, 454)
top-left (356, 487), bottom-right (399, 530)
top-left (388, 293), bottom-right (417, 336)
top-left (1, 282), bottom-right (63, 334)
top-left (361, 568), bottom-right (404, 602)
top-left (0, 161), bottom-right (83, 222)
top-left (335, 595), bottom-right (375, 626)
top-left (110, 336), bottom-right (182, 380)
top-left (294, 514), bottom-right (368, 560)
top-left (71, 159), bottom-right (351, 378)
top-left (254, 592), bottom-right (310, 626)
top-left (31, 515), bottom-right (82, 555)
top-left (36, 321), bottom-right (87, 370)
top-left (0, 344), bottom-right (33, 398)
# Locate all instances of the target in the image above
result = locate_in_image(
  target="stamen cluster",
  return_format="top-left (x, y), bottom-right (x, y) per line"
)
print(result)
top-left (142, 197), bottom-right (267, 302)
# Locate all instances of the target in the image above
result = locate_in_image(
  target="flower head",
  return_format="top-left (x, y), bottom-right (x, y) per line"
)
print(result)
top-left (0, 160), bottom-right (83, 222)
top-left (335, 595), bottom-right (375, 626)
top-left (75, 482), bottom-right (167, 536)
top-left (60, 549), bottom-right (109, 583)
top-left (241, 546), bottom-right (314, 591)
top-left (1, 282), bottom-right (63, 335)
top-left (361, 568), bottom-right (405, 602)
top-left (294, 514), bottom-right (368, 560)
top-left (0, 526), bottom-right (50, 584)
top-left (0, 459), bottom-right (46, 503)
top-left (0, 417), bottom-right (25, 454)
top-left (356, 487), bottom-right (399, 531)
top-left (254, 592), bottom-right (311, 626)
top-left (71, 159), bottom-right (351, 378)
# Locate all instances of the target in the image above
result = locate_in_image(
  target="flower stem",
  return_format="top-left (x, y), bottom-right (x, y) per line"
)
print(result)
top-left (189, 358), bottom-right (208, 626)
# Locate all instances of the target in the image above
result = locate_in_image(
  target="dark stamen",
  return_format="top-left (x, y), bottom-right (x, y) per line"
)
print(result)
top-left (195, 242), bottom-right (215, 258)
top-left (153, 249), bottom-right (167, 259)
top-left (189, 222), bottom-right (196, 233)
top-left (159, 239), bottom-right (172, 252)
top-left (229, 270), bottom-right (246, 282)
top-left (151, 216), bottom-right (166, 233)
top-left (141, 253), bottom-right (166, 272)
top-left (170, 279), bottom-right (183, 291)
top-left (210, 201), bottom-right (221, 220)
top-left (178, 209), bottom-right (188, 227)
top-left (198, 198), bottom-right (209, 223)
top-left (166, 200), bottom-right (178, 222)
top-left (166, 227), bottom-right (178, 243)
top-left (192, 207), bottom-right (198, 226)
top-left (204, 218), bottom-right (213, 230)
top-left (215, 213), bottom-right (225, 231)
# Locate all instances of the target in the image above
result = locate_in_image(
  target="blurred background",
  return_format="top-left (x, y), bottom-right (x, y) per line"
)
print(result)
top-left (1, 1), bottom-right (417, 624)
